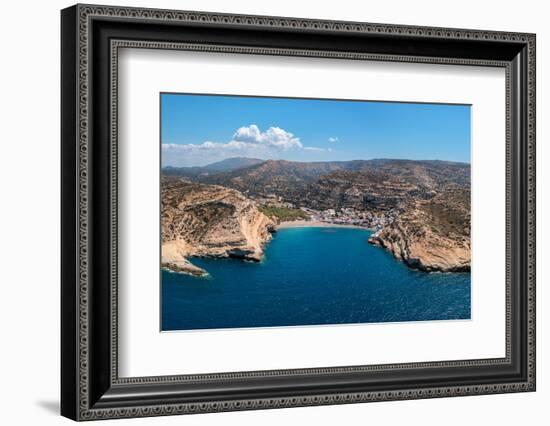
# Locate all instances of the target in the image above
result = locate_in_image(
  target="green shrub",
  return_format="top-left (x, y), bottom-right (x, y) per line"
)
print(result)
top-left (258, 205), bottom-right (308, 221)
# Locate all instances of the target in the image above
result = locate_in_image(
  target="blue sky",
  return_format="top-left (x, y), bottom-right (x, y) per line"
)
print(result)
top-left (161, 93), bottom-right (471, 167)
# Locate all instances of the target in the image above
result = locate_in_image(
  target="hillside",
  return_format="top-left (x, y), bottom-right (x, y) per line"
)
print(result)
top-left (199, 159), bottom-right (470, 211)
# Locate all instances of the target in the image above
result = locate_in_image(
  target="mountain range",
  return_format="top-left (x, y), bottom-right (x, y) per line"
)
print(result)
top-left (164, 157), bottom-right (469, 210)
top-left (163, 157), bottom-right (265, 177)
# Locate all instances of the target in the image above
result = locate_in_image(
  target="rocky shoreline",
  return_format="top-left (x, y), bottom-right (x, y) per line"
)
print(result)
top-left (368, 231), bottom-right (470, 272)
top-left (161, 178), bottom-right (275, 276)
top-left (367, 192), bottom-right (471, 272)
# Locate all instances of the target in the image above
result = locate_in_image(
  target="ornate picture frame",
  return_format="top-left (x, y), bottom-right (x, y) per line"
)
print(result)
top-left (61, 4), bottom-right (536, 421)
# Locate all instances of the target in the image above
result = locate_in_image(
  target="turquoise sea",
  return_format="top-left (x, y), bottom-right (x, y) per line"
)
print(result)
top-left (161, 227), bottom-right (470, 331)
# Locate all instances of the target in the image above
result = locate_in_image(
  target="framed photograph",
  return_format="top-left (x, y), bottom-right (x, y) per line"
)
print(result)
top-left (61, 4), bottom-right (536, 421)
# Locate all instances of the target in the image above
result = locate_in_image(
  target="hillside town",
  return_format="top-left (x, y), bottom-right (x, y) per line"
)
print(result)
top-left (299, 207), bottom-right (398, 230)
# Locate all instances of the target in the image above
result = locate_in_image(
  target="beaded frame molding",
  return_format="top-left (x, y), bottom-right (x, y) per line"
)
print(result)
top-left (61, 4), bottom-right (536, 421)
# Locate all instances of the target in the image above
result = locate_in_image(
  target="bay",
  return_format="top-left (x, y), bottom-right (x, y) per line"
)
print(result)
top-left (162, 227), bottom-right (470, 331)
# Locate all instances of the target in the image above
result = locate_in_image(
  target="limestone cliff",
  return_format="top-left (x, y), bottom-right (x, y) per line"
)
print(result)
top-left (161, 178), bottom-right (275, 276)
top-left (368, 187), bottom-right (470, 272)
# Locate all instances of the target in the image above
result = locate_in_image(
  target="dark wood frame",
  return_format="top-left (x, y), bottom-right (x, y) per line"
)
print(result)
top-left (61, 4), bottom-right (536, 421)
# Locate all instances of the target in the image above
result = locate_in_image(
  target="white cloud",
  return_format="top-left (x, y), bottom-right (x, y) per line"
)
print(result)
top-left (162, 124), bottom-right (328, 167)
top-left (328, 136), bottom-right (339, 143)
top-left (231, 124), bottom-right (262, 143)
top-left (304, 146), bottom-right (331, 152)
top-left (232, 125), bottom-right (302, 150)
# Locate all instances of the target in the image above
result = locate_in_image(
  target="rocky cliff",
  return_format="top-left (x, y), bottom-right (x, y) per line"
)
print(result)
top-left (161, 178), bottom-right (275, 276)
top-left (368, 187), bottom-right (470, 272)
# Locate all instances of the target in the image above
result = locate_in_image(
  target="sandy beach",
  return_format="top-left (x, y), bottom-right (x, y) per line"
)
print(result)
top-left (278, 220), bottom-right (373, 230)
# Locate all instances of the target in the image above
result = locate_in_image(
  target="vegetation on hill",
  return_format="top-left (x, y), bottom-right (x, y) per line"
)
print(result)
top-left (257, 205), bottom-right (308, 222)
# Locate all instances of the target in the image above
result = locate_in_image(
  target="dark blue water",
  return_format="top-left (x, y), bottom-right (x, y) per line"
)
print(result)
top-left (162, 227), bottom-right (470, 331)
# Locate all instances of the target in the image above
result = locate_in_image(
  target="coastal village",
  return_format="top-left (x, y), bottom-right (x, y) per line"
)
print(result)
top-left (298, 207), bottom-right (396, 230)
top-left (250, 192), bottom-right (399, 231)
